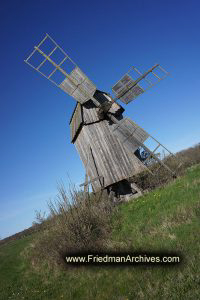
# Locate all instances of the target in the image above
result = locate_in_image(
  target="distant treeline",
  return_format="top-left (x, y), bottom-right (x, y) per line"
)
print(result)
top-left (0, 223), bottom-right (42, 246)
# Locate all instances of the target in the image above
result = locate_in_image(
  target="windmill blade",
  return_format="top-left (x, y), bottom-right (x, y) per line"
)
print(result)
top-left (112, 64), bottom-right (169, 104)
top-left (111, 117), bottom-right (179, 175)
top-left (112, 118), bottom-right (149, 153)
top-left (24, 34), bottom-right (96, 104)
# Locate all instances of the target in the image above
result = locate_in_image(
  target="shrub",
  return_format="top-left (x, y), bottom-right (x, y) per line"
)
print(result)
top-left (131, 143), bottom-right (200, 191)
top-left (176, 143), bottom-right (200, 168)
top-left (29, 185), bottom-right (114, 269)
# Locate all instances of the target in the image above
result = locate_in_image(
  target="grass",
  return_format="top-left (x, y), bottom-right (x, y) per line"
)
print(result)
top-left (0, 165), bottom-right (200, 299)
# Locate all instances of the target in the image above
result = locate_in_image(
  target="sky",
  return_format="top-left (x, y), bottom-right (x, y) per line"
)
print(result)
top-left (0, 0), bottom-right (200, 239)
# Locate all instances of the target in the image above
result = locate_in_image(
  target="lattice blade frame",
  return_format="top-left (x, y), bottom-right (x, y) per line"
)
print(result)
top-left (112, 117), bottom-right (149, 153)
top-left (112, 64), bottom-right (169, 104)
top-left (24, 34), bottom-right (96, 104)
top-left (112, 118), bottom-right (180, 175)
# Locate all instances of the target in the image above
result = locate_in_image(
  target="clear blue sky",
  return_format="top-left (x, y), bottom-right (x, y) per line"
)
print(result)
top-left (0, 0), bottom-right (200, 239)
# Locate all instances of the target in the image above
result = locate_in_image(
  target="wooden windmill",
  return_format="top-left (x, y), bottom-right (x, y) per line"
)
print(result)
top-left (25, 34), bottom-right (179, 200)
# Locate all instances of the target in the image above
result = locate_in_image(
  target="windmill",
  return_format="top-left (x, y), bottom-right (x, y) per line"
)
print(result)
top-left (25, 34), bottom-right (179, 200)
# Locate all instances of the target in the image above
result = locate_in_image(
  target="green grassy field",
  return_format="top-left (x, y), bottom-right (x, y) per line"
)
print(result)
top-left (0, 165), bottom-right (200, 300)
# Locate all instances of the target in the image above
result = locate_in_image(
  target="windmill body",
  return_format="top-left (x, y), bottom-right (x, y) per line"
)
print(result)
top-left (25, 34), bottom-right (179, 199)
top-left (70, 91), bottom-right (146, 195)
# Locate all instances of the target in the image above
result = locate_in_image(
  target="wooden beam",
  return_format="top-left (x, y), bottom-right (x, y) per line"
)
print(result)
top-left (80, 176), bottom-right (104, 187)
top-left (115, 64), bottom-right (159, 100)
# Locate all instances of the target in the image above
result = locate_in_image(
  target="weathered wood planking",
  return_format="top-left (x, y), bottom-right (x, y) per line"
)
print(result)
top-left (82, 96), bottom-right (123, 124)
top-left (70, 90), bottom-right (145, 192)
top-left (70, 96), bottom-right (124, 138)
top-left (82, 100), bottom-right (103, 124)
top-left (74, 118), bottom-right (146, 191)
top-left (60, 67), bottom-right (96, 104)
top-left (70, 103), bottom-right (83, 142)
top-left (112, 118), bottom-right (149, 153)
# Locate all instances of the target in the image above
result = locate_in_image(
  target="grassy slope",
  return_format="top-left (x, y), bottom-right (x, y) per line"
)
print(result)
top-left (0, 165), bottom-right (200, 300)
